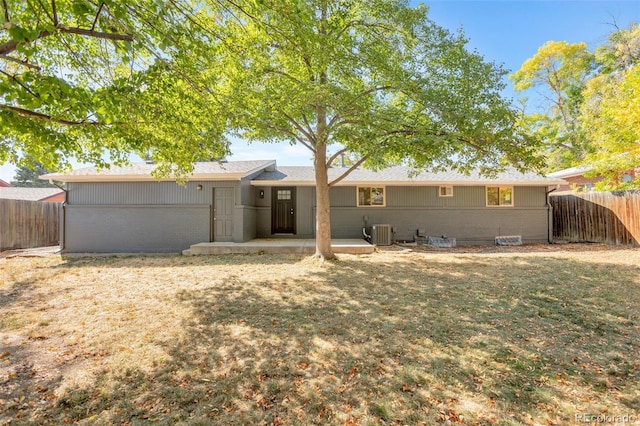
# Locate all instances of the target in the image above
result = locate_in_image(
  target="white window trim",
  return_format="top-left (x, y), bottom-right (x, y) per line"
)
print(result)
top-left (356, 186), bottom-right (386, 207)
top-left (438, 185), bottom-right (454, 197)
top-left (486, 185), bottom-right (514, 207)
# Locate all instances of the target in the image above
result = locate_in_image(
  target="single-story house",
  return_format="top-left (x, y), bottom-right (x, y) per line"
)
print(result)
top-left (0, 187), bottom-right (65, 202)
top-left (41, 160), bottom-right (564, 253)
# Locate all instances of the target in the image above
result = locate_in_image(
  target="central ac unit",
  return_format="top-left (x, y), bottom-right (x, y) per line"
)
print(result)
top-left (372, 224), bottom-right (392, 246)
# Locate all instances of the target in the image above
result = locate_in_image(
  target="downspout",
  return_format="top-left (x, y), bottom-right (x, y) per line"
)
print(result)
top-left (545, 187), bottom-right (557, 244)
top-left (50, 180), bottom-right (67, 251)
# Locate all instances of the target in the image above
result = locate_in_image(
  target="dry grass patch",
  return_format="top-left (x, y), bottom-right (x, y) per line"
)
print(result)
top-left (1, 245), bottom-right (639, 425)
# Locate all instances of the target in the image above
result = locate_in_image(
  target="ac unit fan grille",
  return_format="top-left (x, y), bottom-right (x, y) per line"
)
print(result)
top-left (372, 224), bottom-right (392, 246)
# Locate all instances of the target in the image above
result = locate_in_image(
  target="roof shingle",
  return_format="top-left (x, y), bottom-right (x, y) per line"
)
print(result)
top-left (253, 165), bottom-right (564, 185)
top-left (41, 160), bottom-right (276, 182)
top-left (0, 187), bottom-right (63, 201)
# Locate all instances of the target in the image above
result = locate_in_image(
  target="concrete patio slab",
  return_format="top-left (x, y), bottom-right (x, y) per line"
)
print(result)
top-left (183, 239), bottom-right (374, 255)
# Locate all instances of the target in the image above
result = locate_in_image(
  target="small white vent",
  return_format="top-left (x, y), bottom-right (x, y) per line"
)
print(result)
top-left (372, 224), bottom-right (392, 246)
top-left (495, 235), bottom-right (522, 246)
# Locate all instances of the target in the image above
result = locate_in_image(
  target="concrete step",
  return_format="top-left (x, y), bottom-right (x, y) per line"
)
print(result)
top-left (183, 239), bottom-right (374, 256)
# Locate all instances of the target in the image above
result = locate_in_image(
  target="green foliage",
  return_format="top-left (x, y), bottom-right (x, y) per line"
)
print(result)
top-left (2, 0), bottom-right (541, 257)
top-left (0, 0), bottom-right (229, 175)
top-left (582, 23), bottom-right (640, 189)
top-left (2, 0), bottom-right (538, 179)
top-left (10, 161), bottom-right (57, 187)
top-left (513, 23), bottom-right (640, 189)
top-left (510, 41), bottom-right (595, 171)
top-left (216, 0), bottom-right (539, 175)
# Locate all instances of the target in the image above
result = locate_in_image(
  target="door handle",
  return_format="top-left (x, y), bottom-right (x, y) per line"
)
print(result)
top-left (290, 208), bottom-right (294, 215)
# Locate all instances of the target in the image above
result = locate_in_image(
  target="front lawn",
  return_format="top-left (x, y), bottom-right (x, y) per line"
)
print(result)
top-left (1, 245), bottom-right (639, 424)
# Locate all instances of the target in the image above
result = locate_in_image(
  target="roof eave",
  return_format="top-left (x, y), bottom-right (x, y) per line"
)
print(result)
top-left (252, 179), bottom-right (567, 186)
top-left (39, 160), bottom-right (277, 183)
top-left (42, 173), bottom-right (248, 183)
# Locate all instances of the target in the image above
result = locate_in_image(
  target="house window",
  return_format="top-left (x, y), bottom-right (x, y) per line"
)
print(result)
top-left (357, 187), bottom-right (385, 207)
top-left (277, 189), bottom-right (291, 200)
top-left (439, 186), bottom-right (453, 197)
top-left (486, 186), bottom-right (513, 207)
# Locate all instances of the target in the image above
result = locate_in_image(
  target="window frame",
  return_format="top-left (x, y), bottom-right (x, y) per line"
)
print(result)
top-left (486, 186), bottom-right (514, 207)
top-left (356, 186), bottom-right (386, 207)
top-left (438, 185), bottom-right (454, 197)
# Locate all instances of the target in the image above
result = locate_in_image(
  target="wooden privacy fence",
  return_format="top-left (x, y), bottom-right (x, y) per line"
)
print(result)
top-left (0, 199), bottom-right (61, 251)
top-left (550, 191), bottom-right (640, 246)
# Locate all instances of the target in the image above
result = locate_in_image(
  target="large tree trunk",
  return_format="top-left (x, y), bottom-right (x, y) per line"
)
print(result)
top-left (313, 4), bottom-right (334, 261)
top-left (314, 137), bottom-right (336, 260)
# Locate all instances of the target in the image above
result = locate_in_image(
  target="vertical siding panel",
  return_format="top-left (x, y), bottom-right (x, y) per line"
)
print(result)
top-left (67, 181), bottom-right (240, 205)
top-left (330, 187), bottom-right (355, 207)
top-left (369, 185), bottom-right (485, 207)
top-left (515, 186), bottom-right (546, 207)
top-left (297, 187), bottom-right (315, 236)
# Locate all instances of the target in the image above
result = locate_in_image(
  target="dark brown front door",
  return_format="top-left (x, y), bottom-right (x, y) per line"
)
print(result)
top-left (272, 187), bottom-right (295, 234)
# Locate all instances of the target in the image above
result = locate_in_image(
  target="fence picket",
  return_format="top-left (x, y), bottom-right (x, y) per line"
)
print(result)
top-left (0, 199), bottom-right (60, 251)
top-left (550, 192), bottom-right (640, 247)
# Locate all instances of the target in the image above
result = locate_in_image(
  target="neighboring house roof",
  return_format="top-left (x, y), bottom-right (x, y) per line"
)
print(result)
top-left (41, 160), bottom-right (277, 183)
top-left (0, 179), bottom-right (10, 187)
top-left (547, 165), bottom-right (594, 179)
top-left (0, 187), bottom-right (64, 201)
top-left (252, 165), bottom-right (566, 186)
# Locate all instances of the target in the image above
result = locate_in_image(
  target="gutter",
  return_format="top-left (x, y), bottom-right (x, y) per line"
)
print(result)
top-left (50, 180), bottom-right (67, 251)
top-left (545, 187), bottom-right (557, 244)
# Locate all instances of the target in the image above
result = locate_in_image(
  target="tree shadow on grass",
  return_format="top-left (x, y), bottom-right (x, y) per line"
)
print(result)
top-left (53, 252), bottom-right (311, 270)
top-left (15, 254), bottom-right (640, 425)
top-left (0, 279), bottom-right (67, 424)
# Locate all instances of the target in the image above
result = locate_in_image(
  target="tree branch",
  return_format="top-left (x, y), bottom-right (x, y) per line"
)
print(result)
top-left (35, 0), bottom-right (55, 24)
top-left (329, 154), bottom-right (370, 187)
top-left (281, 111), bottom-right (317, 144)
top-left (0, 56), bottom-right (41, 70)
top-left (91, 2), bottom-right (104, 32)
top-left (0, 70), bottom-right (40, 98)
top-left (56, 25), bottom-right (133, 41)
top-left (0, 104), bottom-right (102, 126)
top-left (326, 148), bottom-right (347, 167)
top-left (300, 113), bottom-right (315, 143)
top-left (262, 122), bottom-right (316, 153)
top-left (326, 86), bottom-right (393, 131)
top-left (0, 25), bottom-right (132, 56)
top-left (51, 0), bottom-right (58, 26)
top-left (2, 0), bottom-right (9, 24)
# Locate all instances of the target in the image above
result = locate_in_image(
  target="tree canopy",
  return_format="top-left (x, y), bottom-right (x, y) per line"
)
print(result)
top-left (2, 0), bottom-right (541, 259)
top-left (512, 23), bottom-right (640, 189)
top-left (510, 41), bottom-right (594, 170)
top-left (0, 0), bottom-right (229, 174)
top-left (10, 161), bottom-right (56, 187)
top-left (211, 0), bottom-right (539, 258)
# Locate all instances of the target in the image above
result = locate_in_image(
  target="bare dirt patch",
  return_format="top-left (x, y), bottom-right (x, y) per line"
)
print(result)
top-left (1, 245), bottom-right (639, 424)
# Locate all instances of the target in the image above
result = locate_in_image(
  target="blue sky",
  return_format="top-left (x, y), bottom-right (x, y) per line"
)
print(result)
top-left (1, 0), bottom-right (638, 182)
